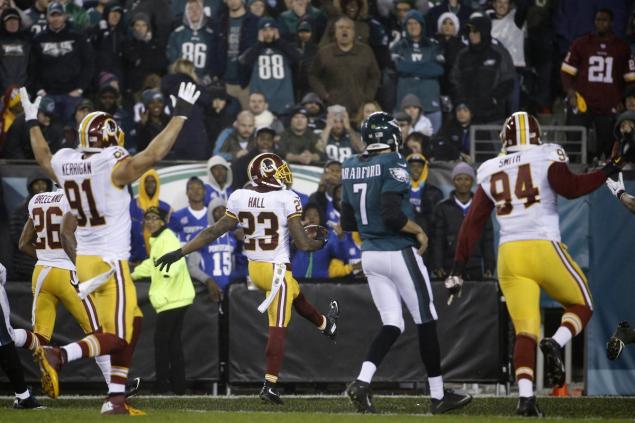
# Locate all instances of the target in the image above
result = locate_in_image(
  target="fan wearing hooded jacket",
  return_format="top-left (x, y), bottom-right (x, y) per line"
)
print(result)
top-left (204, 155), bottom-right (234, 205)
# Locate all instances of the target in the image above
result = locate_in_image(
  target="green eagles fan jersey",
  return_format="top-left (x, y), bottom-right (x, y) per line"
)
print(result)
top-left (341, 151), bottom-right (416, 251)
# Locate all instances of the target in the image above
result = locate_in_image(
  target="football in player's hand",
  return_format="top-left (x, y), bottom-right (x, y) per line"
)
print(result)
top-left (304, 224), bottom-right (329, 241)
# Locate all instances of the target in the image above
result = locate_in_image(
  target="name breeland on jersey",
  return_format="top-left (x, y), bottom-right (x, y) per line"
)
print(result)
top-left (33, 192), bottom-right (64, 204)
top-left (342, 164), bottom-right (381, 180)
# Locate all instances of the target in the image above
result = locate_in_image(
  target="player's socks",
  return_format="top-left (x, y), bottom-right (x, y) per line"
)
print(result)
top-left (428, 376), bottom-right (444, 400)
top-left (265, 327), bottom-right (287, 380)
top-left (13, 329), bottom-right (40, 351)
top-left (292, 293), bottom-right (323, 327)
top-left (63, 333), bottom-right (125, 362)
top-left (109, 383), bottom-right (125, 394)
top-left (555, 304), bottom-right (593, 347)
top-left (416, 322), bottom-right (442, 377)
top-left (360, 325), bottom-right (401, 380)
top-left (0, 343), bottom-right (29, 395)
top-left (95, 355), bottom-right (111, 385)
top-left (514, 334), bottom-right (537, 392)
top-left (518, 379), bottom-right (534, 397)
top-left (357, 361), bottom-right (376, 383)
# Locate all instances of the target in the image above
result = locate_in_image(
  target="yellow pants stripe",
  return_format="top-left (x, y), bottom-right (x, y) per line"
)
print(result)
top-left (551, 242), bottom-right (593, 309)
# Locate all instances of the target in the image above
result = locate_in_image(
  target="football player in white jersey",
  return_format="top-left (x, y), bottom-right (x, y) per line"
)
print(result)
top-left (19, 82), bottom-right (200, 415)
top-left (155, 152), bottom-right (340, 404)
top-left (16, 188), bottom-right (112, 388)
top-left (445, 112), bottom-right (624, 416)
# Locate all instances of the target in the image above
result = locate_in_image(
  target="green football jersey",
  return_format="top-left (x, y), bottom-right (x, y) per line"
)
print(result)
top-left (341, 151), bottom-right (416, 251)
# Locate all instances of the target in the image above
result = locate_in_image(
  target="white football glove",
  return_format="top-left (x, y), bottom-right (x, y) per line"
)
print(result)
top-left (0, 262), bottom-right (6, 286)
top-left (172, 82), bottom-right (201, 118)
top-left (606, 172), bottom-right (626, 200)
top-left (444, 275), bottom-right (463, 305)
top-left (19, 87), bottom-right (41, 122)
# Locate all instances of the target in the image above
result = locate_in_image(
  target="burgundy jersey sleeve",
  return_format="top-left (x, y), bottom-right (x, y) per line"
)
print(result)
top-left (547, 162), bottom-right (606, 199)
top-left (453, 186), bottom-right (495, 265)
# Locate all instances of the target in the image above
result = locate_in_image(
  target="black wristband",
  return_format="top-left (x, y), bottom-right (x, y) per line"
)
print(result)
top-left (601, 161), bottom-right (621, 177)
top-left (173, 98), bottom-right (193, 118)
top-left (617, 190), bottom-right (626, 200)
top-left (26, 120), bottom-right (39, 130)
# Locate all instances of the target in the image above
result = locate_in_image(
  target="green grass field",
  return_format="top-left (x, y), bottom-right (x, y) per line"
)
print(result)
top-left (0, 396), bottom-right (634, 422)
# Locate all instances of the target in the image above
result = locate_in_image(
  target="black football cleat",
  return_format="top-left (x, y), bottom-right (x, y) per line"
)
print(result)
top-left (346, 380), bottom-right (376, 414)
top-left (540, 338), bottom-right (565, 387)
top-left (516, 396), bottom-right (544, 417)
top-left (607, 321), bottom-right (635, 361)
top-left (322, 300), bottom-right (340, 341)
top-left (259, 381), bottom-right (283, 405)
top-left (125, 377), bottom-right (141, 398)
top-left (430, 389), bottom-right (472, 414)
top-left (13, 393), bottom-right (45, 410)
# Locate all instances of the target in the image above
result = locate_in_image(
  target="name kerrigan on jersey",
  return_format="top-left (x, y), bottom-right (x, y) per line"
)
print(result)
top-left (62, 162), bottom-right (92, 176)
top-left (342, 164), bottom-right (381, 180)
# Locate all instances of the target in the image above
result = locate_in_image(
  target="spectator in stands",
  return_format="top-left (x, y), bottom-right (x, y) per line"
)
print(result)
top-left (561, 8), bottom-right (635, 161)
top-left (169, 177), bottom-right (209, 244)
top-left (450, 15), bottom-right (515, 124)
top-left (122, 12), bottom-right (168, 97)
top-left (394, 110), bottom-right (412, 141)
top-left (434, 101), bottom-right (472, 160)
top-left (231, 125), bottom-right (278, 189)
top-left (247, 91), bottom-right (284, 132)
top-left (278, 106), bottom-right (324, 165)
top-left (309, 15), bottom-right (380, 115)
top-left (403, 130), bottom-right (433, 159)
top-left (57, 0), bottom-right (89, 30)
top-left (8, 174), bottom-right (51, 280)
top-left (308, 159), bottom-right (341, 220)
top-left (291, 202), bottom-right (348, 280)
top-left (204, 155), bottom-right (233, 204)
top-left (319, 105), bottom-right (363, 162)
top-left (26, 0), bottom-right (49, 35)
top-left (124, 0), bottom-right (173, 46)
top-left (130, 169), bottom-right (173, 264)
top-left (86, 0), bottom-right (110, 28)
top-left (203, 82), bottom-right (241, 145)
top-left (525, 0), bottom-right (556, 114)
top-left (240, 17), bottom-right (301, 115)
top-left (487, 0), bottom-right (529, 114)
top-left (136, 89), bottom-right (170, 153)
top-left (186, 198), bottom-right (234, 298)
top-left (90, 2), bottom-right (126, 83)
top-left (171, 0), bottom-right (219, 20)
top-left (29, 1), bottom-right (94, 125)
top-left (215, 110), bottom-right (255, 160)
top-left (628, 13), bottom-right (635, 56)
top-left (434, 12), bottom-right (463, 101)
top-left (320, 0), bottom-right (390, 69)
top-left (132, 206), bottom-right (195, 395)
top-left (300, 91), bottom-right (326, 132)
top-left (384, 0), bottom-right (412, 46)
top-left (3, 96), bottom-right (64, 159)
top-left (425, 0), bottom-right (472, 38)
top-left (0, 87), bottom-right (20, 147)
top-left (278, 0), bottom-right (327, 42)
top-left (167, 0), bottom-right (217, 83)
top-left (625, 87), bottom-right (635, 112)
top-left (352, 100), bottom-right (381, 130)
top-left (406, 153), bottom-right (442, 248)
top-left (292, 19), bottom-right (319, 101)
top-left (211, 0), bottom-right (259, 108)
top-left (61, 97), bottom-right (94, 149)
top-left (391, 10), bottom-right (444, 134)
top-left (0, 8), bottom-right (30, 94)
top-left (95, 80), bottom-right (135, 150)
top-left (162, 59), bottom-right (211, 159)
top-left (432, 162), bottom-right (494, 280)
top-left (400, 94), bottom-right (434, 136)
top-left (248, 0), bottom-right (267, 18)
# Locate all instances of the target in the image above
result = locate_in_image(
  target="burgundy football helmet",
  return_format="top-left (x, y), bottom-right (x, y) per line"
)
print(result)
top-left (500, 111), bottom-right (542, 152)
top-left (78, 111), bottom-right (124, 152)
top-left (248, 152), bottom-right (293, 189)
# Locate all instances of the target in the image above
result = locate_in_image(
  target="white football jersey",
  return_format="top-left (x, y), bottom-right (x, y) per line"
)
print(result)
top-left (226, 189), bottom-right (303, 264)
top-left (51, 146), bottom-right (131, 260)
top-left (27, 189), bottom-right (75, 270)
top-left (477, 143), bottom-right (569, 245)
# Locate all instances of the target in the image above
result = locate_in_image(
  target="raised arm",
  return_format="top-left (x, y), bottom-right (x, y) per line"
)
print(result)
top-left (60, 211), bottom-right (78, 264)
top-left (18, 218), bottom-right (37, 260)
top-left (606, 172), bottom-right (635, 214)
top-left (288, 216), bottom-right (326, 251)
top-left (111, 82), bottom-right (201, 186)
top-left (19, 88), bottom-right (58, 184)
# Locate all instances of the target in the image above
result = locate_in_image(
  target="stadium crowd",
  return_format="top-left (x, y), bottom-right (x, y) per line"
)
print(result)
top-left (2, 0), bottom-right (635, 284)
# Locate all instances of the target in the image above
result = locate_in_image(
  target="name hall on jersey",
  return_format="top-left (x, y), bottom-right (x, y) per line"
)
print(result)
top-left (342, 164), bottom-right (382, 180)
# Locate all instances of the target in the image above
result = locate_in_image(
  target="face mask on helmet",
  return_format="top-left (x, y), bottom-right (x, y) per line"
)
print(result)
top-left (78, 111), bottom-right (125, 152)
top-left (500, 112), bottom-right (541, 153)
